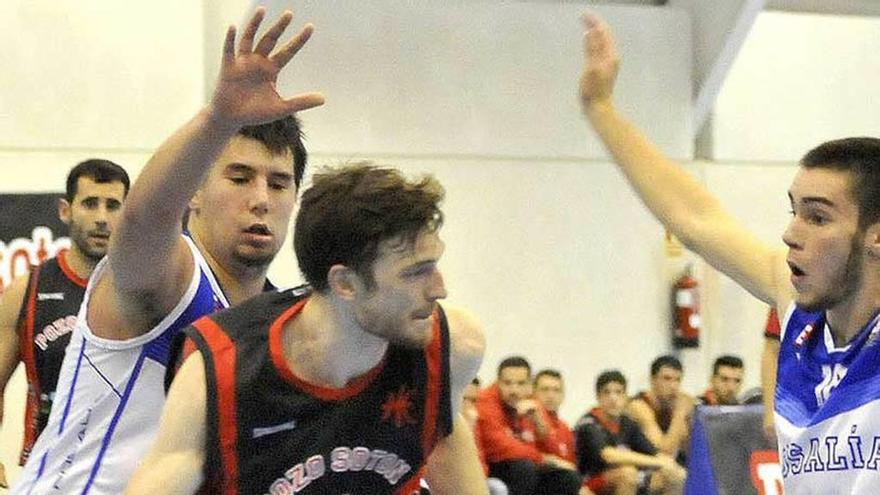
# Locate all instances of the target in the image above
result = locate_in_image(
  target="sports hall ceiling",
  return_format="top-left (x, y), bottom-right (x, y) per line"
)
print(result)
top-left (588, 0), bottom-right (880, 16)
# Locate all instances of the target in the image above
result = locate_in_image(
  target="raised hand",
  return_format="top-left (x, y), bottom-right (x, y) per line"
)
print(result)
top-left (579, 13), bottom-right (619, 111)
top-left (209, 7), bottom-right (325, 128)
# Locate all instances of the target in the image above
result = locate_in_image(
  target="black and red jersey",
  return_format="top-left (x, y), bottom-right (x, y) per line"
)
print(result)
top-left (16, 249), bottom-right (87, 464)
top-left (177, 286), bottom-right (453, 495)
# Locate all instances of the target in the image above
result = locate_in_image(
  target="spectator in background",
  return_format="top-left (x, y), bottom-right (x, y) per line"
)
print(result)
top-left (697, 355), bottom-right (744, 406)
top-left (463, 378), bottom-right (509, 495)
top-left (476, 356), bottom-right (582, 495)
top-left (575, 370), bottom-right (685, 495)
top-left (533, 369), bottom-right (577, 463)
top-left (626, 355), bottom-right (693, 465)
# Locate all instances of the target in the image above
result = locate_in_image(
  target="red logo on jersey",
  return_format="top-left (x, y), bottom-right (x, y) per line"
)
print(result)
top-left (750, 450), bottom-right (783, 495)
top-left (381, 385), bottom-right (417, 427)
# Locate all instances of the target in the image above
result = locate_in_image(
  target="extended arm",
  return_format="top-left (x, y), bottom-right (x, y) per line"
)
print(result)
top-left (106, 9), bottom-right (324, 329)
top-left (579, 14), bottom-right (791, 309)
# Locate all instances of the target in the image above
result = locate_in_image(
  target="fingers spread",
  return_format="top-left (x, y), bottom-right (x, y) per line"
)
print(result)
top-left (239, 7), bottom-right (267, 54)
top-left (255, 10), bottom-right (294, 56)
top-left (270, 23), bottom-right (314, 68)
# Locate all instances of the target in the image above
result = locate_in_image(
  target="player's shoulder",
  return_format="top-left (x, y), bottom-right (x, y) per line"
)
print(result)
top-left (439, 303), bottom-right (485, 359)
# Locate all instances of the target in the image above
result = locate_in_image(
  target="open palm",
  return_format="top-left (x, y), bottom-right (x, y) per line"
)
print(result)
top-left (579, 14), bottom-right (620, 108)
top-left (211, 8), bottom-right (324, 127)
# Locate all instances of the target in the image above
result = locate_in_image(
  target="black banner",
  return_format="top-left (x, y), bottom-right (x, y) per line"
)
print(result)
top-left (685, 405), bottom-right (783, 495)
top-left (0, 193), bottom-right (70, 292)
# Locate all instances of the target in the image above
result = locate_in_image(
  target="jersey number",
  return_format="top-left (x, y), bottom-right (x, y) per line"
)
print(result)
top-left (814, 364), bottom-right (847, 407)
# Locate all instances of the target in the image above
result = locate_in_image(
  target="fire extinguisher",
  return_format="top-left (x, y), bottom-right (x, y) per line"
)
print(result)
top-left (673, 265), bottom-right (700, 348)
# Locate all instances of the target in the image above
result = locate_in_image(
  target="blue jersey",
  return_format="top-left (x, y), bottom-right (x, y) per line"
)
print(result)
top-left (776, 303), bottom-right (880, 494)
top-left (12, 236), bottom-right (229, 495)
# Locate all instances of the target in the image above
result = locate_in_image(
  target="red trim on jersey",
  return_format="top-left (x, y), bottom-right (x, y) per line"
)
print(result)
top-left (194, 317), bottom-right (240, 495)
top-left (268, 298), bottom-right (387, 402)
top-left (764, 308), bottom-right (781, 340)
top-left (394, 467), bottom-right (426, 495)
top-left (56, 250), bottom-right (88, 288)
top-left (420, 311), bottom-right (443, 457)
top-left (19, 265), bottom-right (42, 464)
top-left (590, 407), bottom-right (621, 436)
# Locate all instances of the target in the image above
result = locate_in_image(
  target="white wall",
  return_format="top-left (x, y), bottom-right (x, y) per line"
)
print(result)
top-left (712, 11), bottom-right (880, 162)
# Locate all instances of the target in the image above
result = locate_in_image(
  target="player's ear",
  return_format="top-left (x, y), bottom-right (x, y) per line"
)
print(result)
top-left (58, 197), bottom-right (72, 226)
top-left (327, 265), bottom-right (364, 300)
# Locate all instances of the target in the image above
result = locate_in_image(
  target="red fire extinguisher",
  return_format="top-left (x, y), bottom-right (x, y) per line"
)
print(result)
top-left (673, 265), bottom-right (700, 348)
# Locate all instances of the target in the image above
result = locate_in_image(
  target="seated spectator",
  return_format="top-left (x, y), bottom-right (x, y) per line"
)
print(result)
top-left (626, 355), bottom-right (693, 465)
top-left (697, 355), bottom-right (744, 406)
top-left (534, 369), bottom-right (577, 463)
top-left (463, 378), bottom-right (510, 495)
top-left (575, 370), bottom-right (686, 495)
top-left (476, 356), bottom-right (582, 495)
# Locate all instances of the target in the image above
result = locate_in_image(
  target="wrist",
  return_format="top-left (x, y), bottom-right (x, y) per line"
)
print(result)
top-left (200, 105), bottom-right (243, 137)
top-left (582, 97), bottom-right (615, 119)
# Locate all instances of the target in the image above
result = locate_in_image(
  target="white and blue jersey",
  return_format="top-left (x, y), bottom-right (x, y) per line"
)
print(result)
top-left (12, 236), bottom-right (229, 495)
top-left (776, 303), bottom-right (880, 494)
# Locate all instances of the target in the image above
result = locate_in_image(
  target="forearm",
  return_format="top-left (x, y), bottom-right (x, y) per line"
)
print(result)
top-left (118, 108), bottom-right (236, 237)
top-left (125, 451), bottom-right (204, 495)
top-left (426, 416), bottom-right (490, 495)
top-left (584, 101), bottom-right (723, 246)
top-left (110, 108), bottom-right (237, 292)
top-left (601, 447), bottom-right (665, 470)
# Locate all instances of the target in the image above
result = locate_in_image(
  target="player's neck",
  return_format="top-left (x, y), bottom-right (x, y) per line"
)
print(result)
top-left (826, 278), bottom-right (880, 346)
top-left (191, 234), bottom-right (268, 305)
top-left (282, 294), bottom-right (388, 389)
top-left (65, 246), bottom-right (99, 280)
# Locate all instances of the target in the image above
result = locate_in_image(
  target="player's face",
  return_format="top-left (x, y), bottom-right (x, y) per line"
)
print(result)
top-left (498, 366), bottom-right (531, 409)
top-left (784, 167), bottom-right (864, 312)
top-left (534, 375), bottom-right (564, 413)
top-left (60, 177), bottom-right (126, 262)
top-left (710, 365), bottom-right (743, 405)
top-left (598, 381), bottom-right (627, 417)
top-left (352, 230), bottom-right (447, 348)
top-left (651, 366), bottom-right (682, 402)
top-left (190, 136), bottom-right (297, 270)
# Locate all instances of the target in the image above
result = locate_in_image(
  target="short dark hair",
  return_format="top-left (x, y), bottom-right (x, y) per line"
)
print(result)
top-left (801, 137), bottom-right (880, 229)
top-left (294, 163), bottom-right (444, 291)
top-left (534, 368), bottom-right (562, 384)
top-left (650, 354), bottom-right (683, 377)
top-left (497, 355), bottom-right (531, 377)
top-left (712, 355), bottom-right (744, 375)
top-left (239, 115), bottom-right (308, 188)
top-left (596, 370), bottom-right (627, 394)
top-left (66, 159), bottom-right (130, 202)
top-left (471, 377), bottom-right (481, 386)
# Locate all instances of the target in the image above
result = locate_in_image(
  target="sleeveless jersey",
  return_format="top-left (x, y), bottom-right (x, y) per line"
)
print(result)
top-left (181, 286), bottom-right (453, 495)
top-left (16, 250), bottom-right (87, 465)
top-left (12, 236), bottom-right (229, 495)
top-left (776, 303), bottom-right (880, 494)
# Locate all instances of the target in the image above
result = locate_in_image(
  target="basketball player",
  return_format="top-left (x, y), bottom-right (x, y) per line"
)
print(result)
top-left (580, 13), bottom-right (880, 493)
top-left (11, 8), bottom-right (323, 494)
top-left (0, 160), bottom-right (129, 488)
top-left (126, 164), bottom-right (487, 494)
